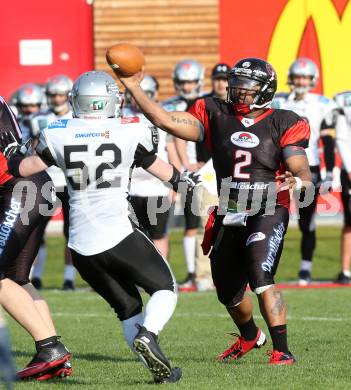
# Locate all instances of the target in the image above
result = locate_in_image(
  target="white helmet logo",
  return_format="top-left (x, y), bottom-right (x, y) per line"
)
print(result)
top-left (242, 61), bottom-right (251, 68)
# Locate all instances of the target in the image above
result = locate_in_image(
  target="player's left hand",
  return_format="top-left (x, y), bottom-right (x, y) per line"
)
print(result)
top-left (0, 131), bottom-right (30, 159)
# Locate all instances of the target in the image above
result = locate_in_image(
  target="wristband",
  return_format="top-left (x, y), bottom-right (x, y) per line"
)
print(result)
top-left (294, 176), bottom-right (302, 191)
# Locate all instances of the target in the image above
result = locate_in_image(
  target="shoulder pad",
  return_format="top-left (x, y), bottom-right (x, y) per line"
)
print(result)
top-left (121, 116), bottom-right (140, 124)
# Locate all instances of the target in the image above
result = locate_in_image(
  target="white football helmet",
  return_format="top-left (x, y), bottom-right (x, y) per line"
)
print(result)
top-left (140, 75), bottom-right (159, 100)
top-left (70, 71), bottom-right (122, 119)
top-left (173, 59), bottom-right (205, 100)
top-left (288, 58), bottom-right (319, 94)
top-left (46, 74), bottom-right (73, 113)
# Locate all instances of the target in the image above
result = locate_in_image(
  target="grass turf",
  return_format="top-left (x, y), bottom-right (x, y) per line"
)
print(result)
top-left (6, 226), bottom-right (351, 389)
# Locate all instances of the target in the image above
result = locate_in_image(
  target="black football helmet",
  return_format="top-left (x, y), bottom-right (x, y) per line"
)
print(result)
top-left (227, 58), bottom-right (277, 114)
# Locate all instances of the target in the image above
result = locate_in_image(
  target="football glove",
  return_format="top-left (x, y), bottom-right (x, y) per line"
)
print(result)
top-left (0, 131), bottom-right (30, 159)
top-left (180, 170), bottom-right (201, 190)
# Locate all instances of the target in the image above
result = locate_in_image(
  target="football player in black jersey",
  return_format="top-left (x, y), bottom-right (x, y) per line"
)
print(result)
top-left (114, 57), bottom-right (312, 365)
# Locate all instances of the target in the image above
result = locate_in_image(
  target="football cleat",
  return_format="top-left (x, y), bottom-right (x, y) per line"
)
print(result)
top-left (298, 270), bottom-right (311, 286)
top-left (133, 324), bottom-right (174, 382)
top-left (35, 360), bottom-right (72, 381)
top-left (155, 367), bottom-right (182, 384)
top-left (268, 350), bottom-right (296, 365)
top-left (17, 340), bottom-right (71, 380)
top-left (217, 328), bottom-right (267, 362)
top-left (62, 280), bottom-right (75, 291)
top-left (178, 279), bottom-right (197, 292)
top-left (334, 272), bottom-right (351, 284)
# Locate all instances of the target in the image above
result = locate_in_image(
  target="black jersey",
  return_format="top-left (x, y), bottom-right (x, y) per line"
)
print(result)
top-left (0, 97), bottom-right (22, 185)
top-left (188, 96), bottom-right (310, 210)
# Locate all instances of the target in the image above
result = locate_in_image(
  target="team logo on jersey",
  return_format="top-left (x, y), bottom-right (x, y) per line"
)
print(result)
top-left (0, 198), bottom-right (21, 255)
top-left (75, 131), bottom-right (110, 139)
top-left (230, 131), bottom-right (260, 148)
top-left (246, 232), bottom-right (266, 246)
top-left (48, 119), bottom-right (68, 129)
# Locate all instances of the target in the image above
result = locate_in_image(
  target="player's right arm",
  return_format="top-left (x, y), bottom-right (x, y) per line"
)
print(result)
top-left (116, 73), bottom-right (204, 142)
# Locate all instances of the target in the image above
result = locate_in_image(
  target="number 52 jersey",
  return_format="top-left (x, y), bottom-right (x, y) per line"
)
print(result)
top-left (36, 117), bottom-right (158, 256)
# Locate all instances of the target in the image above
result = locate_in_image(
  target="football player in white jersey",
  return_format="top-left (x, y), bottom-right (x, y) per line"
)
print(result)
top-left (162, 60), bottom-right (205, 291)
top-left (334, 91), bottom-right (351, 284)
top-left (272, 58), bottom-right (337, 285)
top-left (30, 74), bottom-right (76, 291)
top-left (0, 71), bottom-right (201, 383)
top-left (124, 75), bottom-right (180, 258)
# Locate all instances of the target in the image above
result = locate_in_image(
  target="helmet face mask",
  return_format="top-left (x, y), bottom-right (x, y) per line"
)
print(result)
top-left (288, 58), bottom-right (319, 94)
top-left (173, 60), bottom-right (204, 100)
top-left (70, 71), bottom-right (122, 119)
top-left (227, 58), bottom-right (277, 114)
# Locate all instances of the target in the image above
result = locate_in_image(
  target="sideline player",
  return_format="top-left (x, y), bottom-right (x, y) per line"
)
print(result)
top-left (124, 75), bottom-right (180, 258)
top-left (30, 74), bottom-right (76, 290)
top-left (0, 71), bottom-right (201, 383)
top-left (0, 96), bottom-right (71, 380)
top-left (334, 91), bottom-right (351, 284)
top-left (114, 57), bottom-right (312, 365)
top-left (272, 58), bottom-right (337, 285)
top-left (163, 60), bottom-right (204, 289)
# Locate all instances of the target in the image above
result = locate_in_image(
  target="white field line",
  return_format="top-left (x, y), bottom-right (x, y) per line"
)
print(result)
top-left (50, 312), bottom-right (350, 322)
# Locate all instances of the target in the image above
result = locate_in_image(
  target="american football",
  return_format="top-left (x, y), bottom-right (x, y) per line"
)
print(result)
top-left (106, 43), bottom-right (145, 76)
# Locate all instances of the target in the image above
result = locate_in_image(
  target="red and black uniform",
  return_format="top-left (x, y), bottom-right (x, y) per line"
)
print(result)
top-left (188, 96), bottom-right (310, 306)
top-left (0, 97), bottom-right (55, 284)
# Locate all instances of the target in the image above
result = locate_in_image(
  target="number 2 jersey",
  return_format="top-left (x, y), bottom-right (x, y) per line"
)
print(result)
top-left (36, 117), bottom-right (158, 256)
top-left (188, 96), bottom-right (310, 210)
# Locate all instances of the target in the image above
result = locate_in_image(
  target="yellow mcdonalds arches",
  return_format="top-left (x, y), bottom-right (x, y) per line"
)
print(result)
top-left (267, 0), bottom-right (351, 97)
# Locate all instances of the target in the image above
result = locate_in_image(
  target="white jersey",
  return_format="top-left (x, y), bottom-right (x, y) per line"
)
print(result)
top-left (162, 96), bottom-right (197, 165)
top-left (272, 92), bottom-right (337, 166)
top-left (123, 106), bottom-right (171, 197)
top-left (36, 117), bottom-right (158, 256)
top-left (335, 91), bottom-right (351, 172)
top-left (44, 110), bottom-right (73, 188)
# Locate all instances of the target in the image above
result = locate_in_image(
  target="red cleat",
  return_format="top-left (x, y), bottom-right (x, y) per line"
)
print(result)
top-left (268, 350), bottom-right (296, 365)
top-left (217, 328), bottom-right (266, 362)
top-left (17, 340), bottom-right (71, 380)
top-left (35, 360), bottom-right (72, 381)
top-left (178, 280), bottom-right (197, 292)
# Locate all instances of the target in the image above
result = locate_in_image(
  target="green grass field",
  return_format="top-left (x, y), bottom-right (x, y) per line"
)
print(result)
top-left (6, 226), bottom-right (351, 389)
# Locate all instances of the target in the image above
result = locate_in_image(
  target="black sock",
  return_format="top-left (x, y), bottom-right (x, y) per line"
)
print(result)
top-left (35, 336), bottom-right (58, 352)
top-left (269, 325), bottom-right (289, 353)
top-left (237, 317), bottom-right (258, 340)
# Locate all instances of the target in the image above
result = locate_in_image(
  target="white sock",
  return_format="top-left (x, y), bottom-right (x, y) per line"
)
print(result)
top-left (31, 245), bottom-right (48, 279)
top-left (143, 290), bottom-right (177, 335)
top-left (300, 260), bottom-right (312, 272)
top-left (183, 236), bottom-right (196, 274)
top-left (122, 312), bottom-right (144, 350)
top-left (343, 270), bottom-right (351, 277)
top-left (63, 265), bottom-right (76, 281)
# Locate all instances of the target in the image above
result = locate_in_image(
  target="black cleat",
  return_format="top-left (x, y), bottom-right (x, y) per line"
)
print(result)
top-left (62, 280), bottom-right (75, 291)
top-left (154, 367), bottom-right (182, 383)
top-left (133, 324), bottom-right (173, 382)
top-left (298, 270), bottom-right (311, 286)
top-left (335, 272), bottom-right (351, 284)
top-left (17, 340), bottom-right (71, 380)
top-left (31, 277), bottom-right (42, 290)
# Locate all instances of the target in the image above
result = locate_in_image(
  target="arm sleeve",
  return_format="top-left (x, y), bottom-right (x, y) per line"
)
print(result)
top-left (133, 125), bottom-right (159, 169)
top-left (279, 119), bottom-right (310, 149)
top-left (35, 131), bottom-right (57, 167)
top-left (188, 98), bottom-right (211, 149)
top-left (336, 113), bottom-right (351, 172)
